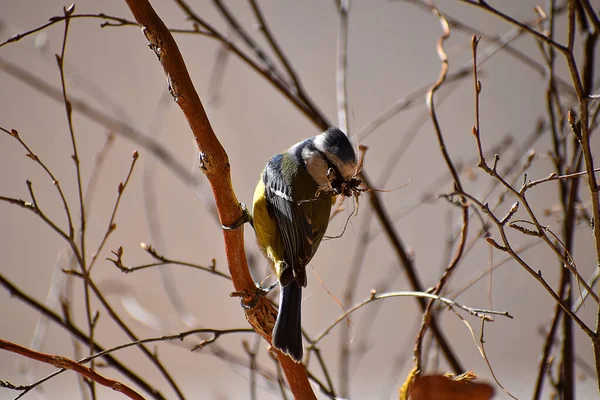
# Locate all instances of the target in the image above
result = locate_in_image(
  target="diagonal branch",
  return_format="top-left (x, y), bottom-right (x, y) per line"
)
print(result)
top-left (0, 273), bottom-right (166, 400)
top-left (0, 339), bottom-right (144, 400)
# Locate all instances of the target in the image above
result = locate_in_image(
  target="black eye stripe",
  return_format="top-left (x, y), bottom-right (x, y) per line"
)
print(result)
top-left (315, 149), bottom-right (342, 179)
top-left (327, 161), bottom-right (341, 179)
top-left (296, 140), bottom-right (343, 180)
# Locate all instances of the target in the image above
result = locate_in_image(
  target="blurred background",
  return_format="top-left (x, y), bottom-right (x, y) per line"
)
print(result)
top-left (1, 1), bottom-right (598, 399)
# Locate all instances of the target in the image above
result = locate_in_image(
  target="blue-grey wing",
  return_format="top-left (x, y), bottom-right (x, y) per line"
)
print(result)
top-left (264, 161), bottom-right (314, 287)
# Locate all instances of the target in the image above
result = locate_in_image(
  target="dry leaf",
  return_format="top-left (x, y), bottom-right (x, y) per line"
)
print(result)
top-left (409, 374), bottom-right (494, 400)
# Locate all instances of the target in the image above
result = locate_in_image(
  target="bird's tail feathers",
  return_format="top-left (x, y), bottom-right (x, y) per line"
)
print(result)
top-left (272, 281), bottom-right (303, 362)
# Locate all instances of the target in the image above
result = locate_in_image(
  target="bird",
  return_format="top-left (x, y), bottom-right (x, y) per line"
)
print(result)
top-left (251, 127), bottom-right (359, 362)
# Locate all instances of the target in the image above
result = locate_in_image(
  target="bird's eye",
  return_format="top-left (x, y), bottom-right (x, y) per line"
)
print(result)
top-left (326, 168), bottom-right (336, 180)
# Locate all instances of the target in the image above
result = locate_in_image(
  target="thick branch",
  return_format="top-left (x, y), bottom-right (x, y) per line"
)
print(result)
top-left (122, 0), bottom-right (316, 398)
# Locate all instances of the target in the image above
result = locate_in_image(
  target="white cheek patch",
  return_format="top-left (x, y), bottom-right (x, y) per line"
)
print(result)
top-left (302, 147), bottom-right (329, 186)
top-left (313, 134), bottom-right (327, 152)
top-left (313, 133), bottom-right (357, 181)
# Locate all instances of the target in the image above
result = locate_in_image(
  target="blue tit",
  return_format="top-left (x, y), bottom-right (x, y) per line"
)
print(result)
top-left (252, 127), bottom-right (358, 362)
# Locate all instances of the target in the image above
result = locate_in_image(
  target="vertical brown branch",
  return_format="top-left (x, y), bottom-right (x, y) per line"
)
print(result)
top-left (535, 1), bottom-right (574, 397)
top-left (122, 0), bottom-right (317, 398)
top-left (55, 7), bottom-right (96, 398)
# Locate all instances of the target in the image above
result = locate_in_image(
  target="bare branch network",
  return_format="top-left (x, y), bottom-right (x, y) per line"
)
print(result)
top-left (1, 1), bottom-right (599, 399)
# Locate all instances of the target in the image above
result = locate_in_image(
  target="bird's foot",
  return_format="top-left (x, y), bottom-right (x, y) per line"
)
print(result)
top-left (222, 203), bottom-right (253, 230)
top-left (240, 281), bottom-right (278, 309)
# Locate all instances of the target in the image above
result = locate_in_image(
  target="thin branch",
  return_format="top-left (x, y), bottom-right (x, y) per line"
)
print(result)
top-left (524, 167), bottom-right (600, 189)
top-left (14, 327), bottom-right (253, 400)
top-left (533, 299), bottom-right (564, 400)
top-left (408, 0), bottom-right (577, 97)
top-left (0, 339), bottom-right (144, 400)
top-left (1, 127), bottom-right (74, 238)
top-left (0, 192), bottom-right (70, 244)
top-left (455, 192), bottom-right (594, 337)
top-left (0, 56), bottom-right (201, 189)
top-left (247, 0), bottom-right (307, 101)
top-left (173, 0), bottom-right (329, 130)
top-left (0, 13), bottom-right (137, 49)
top-left (458, 0), bottom-right (585, 99)
top-left (336, 0), bottom-right (351, 135)
top-left (414, 5), bottom-right (469, 374)
top-left (88, 151), bottom-right (139, 272)
top-left (467, 319), bottom-right (518, 399)
top-left (0, 273), bottom-right (166, 400)
top-left (310, 290), bottom-right (512, 346)
top-left (361, 171), bottom-right (464, 374)
top-left (56, 5), bottom-right (85, 269)
top-left (269, 352), bottom-right (290, 400)
top-left (107, 243), bottom-right (230, 280)
top-left (55, 10), bottom-right (97, 398)
top-left (508, 219), bottom-right (595, 302)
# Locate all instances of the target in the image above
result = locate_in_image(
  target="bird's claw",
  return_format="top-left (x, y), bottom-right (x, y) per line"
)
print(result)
top-left (241, 281), bottom-right (278, 309)
top-left (222, 203), bottom-right (253, 230)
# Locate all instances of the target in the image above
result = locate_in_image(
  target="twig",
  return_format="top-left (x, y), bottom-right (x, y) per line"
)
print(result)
top-left (465, 319), bottom-right (518, 399)
top-left (1, 127), bottom-right (74, 238)
top-left (408, 0), bottom-right (577, 97)
top-left (533, 297), bottom-right (564, 399)
top-left (516, 219), bottom-right (593, 299)
top-left (107, 243), bottom-right (230, 280)
top-left (414, 6), bottom-right (469, 375)
top-left (15, 327), bottom-right (254, 400)
top-left (0, 273), bottom-right (166, 400)
top-left (173, 0), bottom-right (329, 130)
top-left (456, 191), bottom-right (594, 337)
top-left (0, 11), bottom-right (209, 50)
top-left (242, 336), bottom-right (261, 400)
top-left (269, 352), bottom-right (289, 400)
top-left (309, 344), bottom-right (336, 397)
top-left (359, 5), bottom-right (553, 140)
top-left (88, 151), bottom-right (139, 272)
top-left (338, 208), bottom-right (370, 396)
top-left (247, 0), bottom-right (307, 102)
top-left (0, 339), bottom-right (145, 400)
top-left (576, 0), bottom-right (600, 34)
top-left (524, 167), bottom-right (600, 189)
top-left (361, 171), bottom-right (464, 374)
top-left (55, 9), bottom-right (98, 397)
top-left (0, 13), bottom-right (136, 49)
top-left (310, 289), bottom-right (512, 345)
top-left (0, 190), bottom-right (70, 243)
top-left (56, 5), bottom-right (85, 273)
top-left (336, 0), bottom-right (351, 135)
top-left (458, 0), bottom-right (586, 98)
top-left (0, 56), bottom-right (201, 189)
